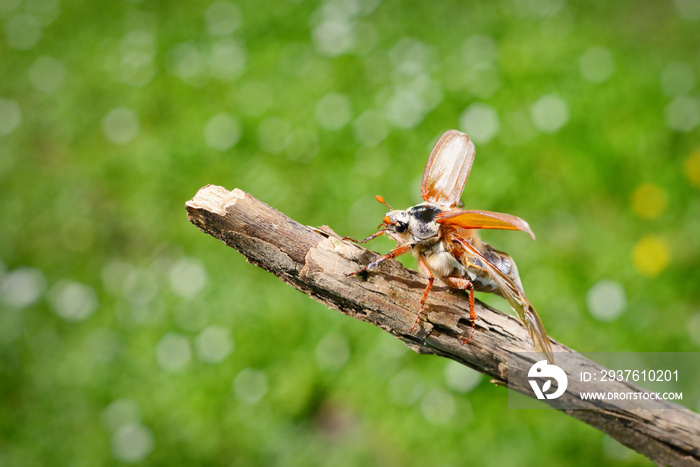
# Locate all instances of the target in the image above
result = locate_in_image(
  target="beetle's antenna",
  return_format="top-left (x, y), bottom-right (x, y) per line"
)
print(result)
top-left (375, 195), bottom-right (393, 211)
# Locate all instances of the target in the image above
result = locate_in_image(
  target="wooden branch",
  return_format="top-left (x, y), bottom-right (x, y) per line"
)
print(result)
top-left (186, 185), bottom-right (699, 467)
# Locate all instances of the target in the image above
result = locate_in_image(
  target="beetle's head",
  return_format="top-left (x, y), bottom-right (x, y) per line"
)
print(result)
top-left (373, 195), bottom-right (410, 245)
top-left (376, 196), bottom-right (442, 245)
top-left (382, 209), bottom-right (412, 244)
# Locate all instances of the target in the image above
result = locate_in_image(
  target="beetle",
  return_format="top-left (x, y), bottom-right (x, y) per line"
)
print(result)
top-left (345, 130), bottom-right (554, 363)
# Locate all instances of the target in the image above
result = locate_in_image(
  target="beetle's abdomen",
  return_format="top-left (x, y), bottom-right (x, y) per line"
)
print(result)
top-left (483, 246), bottom-right (523, 288)
top-left (467, 244), bottom-right (523, 294)
top-left (441, 229), bottom-right (524, 295)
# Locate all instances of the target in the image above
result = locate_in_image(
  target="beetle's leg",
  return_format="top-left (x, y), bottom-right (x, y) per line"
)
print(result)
top-left (442, 276), bottom-right (477, 344)
top-left (345, 244), bottom-right (410, 277)
top-left (342, 228), bottom-right (385, 244)
top-left (410, 256), bottom-right (434, 332)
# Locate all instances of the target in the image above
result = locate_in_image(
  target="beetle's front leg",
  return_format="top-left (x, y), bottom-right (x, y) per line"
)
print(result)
top-left (342, 228), bottom-right (385, 244)
top-left (345, 245), bottom-right (411, 277)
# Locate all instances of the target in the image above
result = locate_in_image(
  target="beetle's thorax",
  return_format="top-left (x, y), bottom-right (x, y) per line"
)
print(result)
top-left (384, 202), bottom-right (444, 246)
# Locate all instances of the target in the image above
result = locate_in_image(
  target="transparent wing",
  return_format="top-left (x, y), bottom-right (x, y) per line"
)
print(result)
top-left (452, 236), bottom-right (554, 363)
top-left (436, 210), bottom-right (536, 240)
top-left (421, 130), bottom-right (475, 207)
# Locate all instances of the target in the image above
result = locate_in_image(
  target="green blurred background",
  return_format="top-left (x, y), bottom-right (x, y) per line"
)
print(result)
top-left (1, 0), bottom-right (699, 465)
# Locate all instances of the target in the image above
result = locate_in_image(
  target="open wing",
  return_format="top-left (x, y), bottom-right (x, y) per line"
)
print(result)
top-left (421, 130), bottom-right (475, 207)
top-left (452, 236), bottom-right (554, 363)
top-left (436, 210), bottom-right (536, 240)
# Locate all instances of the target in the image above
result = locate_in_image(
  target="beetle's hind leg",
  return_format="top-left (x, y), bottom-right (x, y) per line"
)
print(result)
top-left (442, 276), bottom-right (478, 344)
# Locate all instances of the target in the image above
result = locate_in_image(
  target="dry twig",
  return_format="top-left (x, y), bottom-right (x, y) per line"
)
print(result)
top-left (186, 185), bottom-right (699, 467)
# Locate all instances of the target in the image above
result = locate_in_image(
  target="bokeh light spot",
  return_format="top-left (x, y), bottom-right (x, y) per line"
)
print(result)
top-left (316, 0), bottom-right (361, 19)
top-left (48, 280), bottom-right (98, 322)
top-left (409, 75), bottom-right (443, 110)
top-left (209, 38), bottom-right (246, 81)
top-left (385, 89), bottom-right (425, 129)
top-left (194, 325), bottom-right (234, 363)
top-left (530, 94), bottom-right (569, 133)
top-left (5, 14), bottom-right (42, 50)
top-left (111, 423), bottom-right (154, 463)
top-left (312, 18), bottom-right (355, 57)
top-left (233, 368), bottom-right (268, 404)
top-left (674, 0), bottom-right (700, 20)
top-left (0, 98), bottom-right (22, 135)
top-left (28, 56), bottom-right (65, 93)
top-left (684, 150), bottom-right (700, 187)
top-left (101, 259), bottom-right (134, 296)
top-left (0, 267), bottom-right (45, 309)
top-left (118, 31), bottom-right (156, 87)
top-left (351, 20), bottom-right (378, 56)
top-left (660, 62), bottom-right (696, 97)
top-left (169, 257), bottom-right (207, 299)
top-left (156, 333), bottom-right (192, 372)
top-left (315, 93), bottom-right (353, 130)
top-left (122, 268), bottom-right (158, 306)
top-left (25, 0), bottom-right (61, 27)
top-left (204, 113), bottom-right (241, 151)
top-left (420, 389), bottom-right (456, 425)
top-left (102, 107), bottom-right (140, 145)
top-left (586, 280), bottom-right (626, 322)
top-left (539, 9), bottom-right (574, 39)
top-left (630, 183), bottom-right (668, 220)
top-left (168, 42), bottom-right (207, 85)
top-left (461, 35), bottom-right (498, 71)
top-left (459, 103), bottom-right (500, 144)
top-left (101, 399), bottom-right (141, 432)
top-left (389, 38), bottom-right (439, 77)
top-left (388, 370), bottom-right (424, 406)
top-left (315, 332), bottom-right (350, 371)
top-left (578, 47), bottom-right (615, 83)
top-left (444, 360), bottom-right (482, 393)
top-left (352, 109), bottom-right (389, 147)
top-left (664, 96), bottom-right (700, 132)
top-left (527, 0), bottom-right (566, 17)
top-left (204, 1), bottom-right (242, 36)
top-left (632, 235), bottom-right (670, 277)
top-left (0, 0), bottom-right (21, 12)
top-left (687, 312), bottom-right (700, 346)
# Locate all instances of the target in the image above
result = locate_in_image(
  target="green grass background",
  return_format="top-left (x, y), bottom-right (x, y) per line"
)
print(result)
top-left (1, 0), bottom-right (699, 465)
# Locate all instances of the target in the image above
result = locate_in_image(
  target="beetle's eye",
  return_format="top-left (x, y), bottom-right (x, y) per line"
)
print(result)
top-left (395, 222), bottom-right (407, 233)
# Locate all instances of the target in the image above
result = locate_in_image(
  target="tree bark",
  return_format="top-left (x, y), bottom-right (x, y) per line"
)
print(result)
top-left (186, 185), bottom-right (699, 467)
